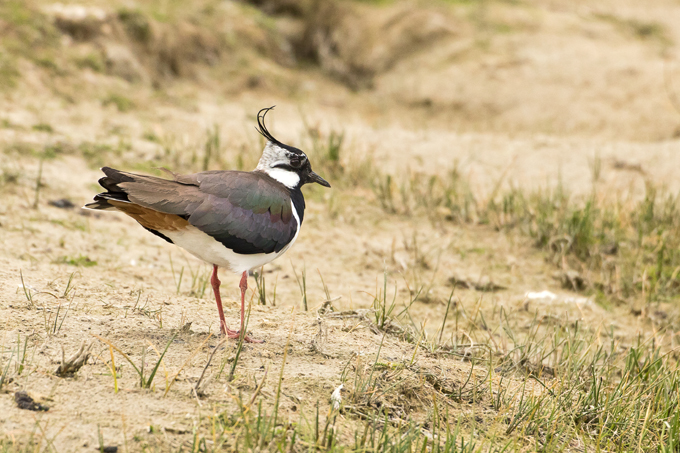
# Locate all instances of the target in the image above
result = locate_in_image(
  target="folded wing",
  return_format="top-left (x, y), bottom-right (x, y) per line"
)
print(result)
top-left (86, 167), bottom-right (297, 255)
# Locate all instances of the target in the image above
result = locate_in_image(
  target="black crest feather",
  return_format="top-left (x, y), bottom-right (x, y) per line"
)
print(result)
top-left (254, 106), bottom-right (304, 155)
top-left (255, 106), bottom-right (281, 145)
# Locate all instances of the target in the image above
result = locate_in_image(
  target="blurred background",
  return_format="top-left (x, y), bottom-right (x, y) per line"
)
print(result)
top-left (1, 0), bottom-right (679, 183)
top-left (3, 0), bottom-right (680, 278)
top-left (3, 1), bottom-right (680, 450)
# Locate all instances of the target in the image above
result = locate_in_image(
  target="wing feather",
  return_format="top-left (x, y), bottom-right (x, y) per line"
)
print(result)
top-left (91, 168), bottom-right (297, 255)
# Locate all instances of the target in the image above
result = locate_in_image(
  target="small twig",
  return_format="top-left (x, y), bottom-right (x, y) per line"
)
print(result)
top-left (195, 372), bottom-right (215, 398)
top-left (317, 296), bottom-right (342, 315)
top-left (192, 337), bottom-right (225, 397)
top-left (324, 309), bottom-right (372, 319)
top-left (311, 317), bottom-right (329, 356)
top-left (247, 366), bottom-right (269, 408)
top-left (191, 387), bottom-right (203, 407)
top-left (55, 342), bottom-right (92, 377)
top-left (325, 309), bottom-right (390, 335)
top-left (110, 345), bottom-right (118, 393)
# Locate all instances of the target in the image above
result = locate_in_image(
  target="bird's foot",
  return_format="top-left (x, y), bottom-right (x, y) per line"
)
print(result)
top-left (220, 324), bottom-right (240, 337)
top-left (226, 330), bottom-right (264, 344)
top-left (223, 327), bottom-right (239, 336)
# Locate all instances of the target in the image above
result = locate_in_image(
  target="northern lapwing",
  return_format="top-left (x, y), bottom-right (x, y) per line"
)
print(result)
top-left (85, 107), bottom-right (330, 343)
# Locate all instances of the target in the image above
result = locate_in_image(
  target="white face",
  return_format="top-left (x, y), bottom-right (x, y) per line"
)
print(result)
top-left (255, 142), bottom-right (308, 189)
top-left (265, 167), bottom-right (300, 189)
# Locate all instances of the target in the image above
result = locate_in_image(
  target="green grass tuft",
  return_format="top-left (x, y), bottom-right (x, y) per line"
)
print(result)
top-left (102, 93), bottom-right (135, 112)
top-left (32, 123), bottom-right (53, 133)
top-left (56, 255), bottom-right (97, 267)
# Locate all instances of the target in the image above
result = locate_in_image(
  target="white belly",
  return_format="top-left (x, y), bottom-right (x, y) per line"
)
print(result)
top-left (160, 202), bottom-right (301, 274)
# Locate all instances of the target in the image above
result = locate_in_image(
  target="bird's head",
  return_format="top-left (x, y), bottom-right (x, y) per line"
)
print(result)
top-left (254, 106), bottom-right (331, 190)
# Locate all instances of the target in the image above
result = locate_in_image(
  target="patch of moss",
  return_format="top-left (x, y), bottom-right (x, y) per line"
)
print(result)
top-left (118, 8), bottom-right (152, 43)
top-left (102, 93), bottom-right (135, 112)
top-left (628, 20), bottom-right (671, 45)
top-left (142, 131), bottom-right (160, 143)
top-left (0, 1), bottom-right (61, 49)
top-left (75, 52), bottom-right (105, 72)
top-left (56, 255), bottom-right (97, 267)
top-left (32, 123), bottom-right (54, 133)
top-left (0, 53), bottom-right (20, 90)
top-left (0, 1), bottom-right (64, 85)
top-left (596, 13), bottom-right (673, 49)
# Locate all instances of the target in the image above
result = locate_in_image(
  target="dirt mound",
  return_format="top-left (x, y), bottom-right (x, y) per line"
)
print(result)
top-left (4, 0), bottom-right (680, 139)
top-left (294, 1), bottom-right (461, 89)
top-left (44, 3), bottom-right (288, 85)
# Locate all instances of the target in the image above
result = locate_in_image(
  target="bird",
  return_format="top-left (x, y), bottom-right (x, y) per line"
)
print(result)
top-left (84, 107), bottom-right (330, 343)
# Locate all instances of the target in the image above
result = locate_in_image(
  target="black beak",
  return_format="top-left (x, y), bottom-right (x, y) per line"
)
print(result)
top-left (309, 171), bottom-right (331, 188)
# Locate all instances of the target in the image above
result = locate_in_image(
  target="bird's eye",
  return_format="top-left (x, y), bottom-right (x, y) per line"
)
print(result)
top-left (290, 156), bottom-right (304, 169)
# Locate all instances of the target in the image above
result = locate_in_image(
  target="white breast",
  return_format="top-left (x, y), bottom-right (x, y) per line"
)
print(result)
top-left (160, 201), bottom-right (301, 274)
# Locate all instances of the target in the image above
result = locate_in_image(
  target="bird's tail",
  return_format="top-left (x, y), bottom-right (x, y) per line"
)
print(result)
top-left (83, 167), bottom-right (136, 210)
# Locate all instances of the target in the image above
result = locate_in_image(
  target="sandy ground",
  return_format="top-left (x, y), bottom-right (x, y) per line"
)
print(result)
top-left (0, 114), bottom-right (664, 451)
top-left (1, 0), bottom-right (680, 450)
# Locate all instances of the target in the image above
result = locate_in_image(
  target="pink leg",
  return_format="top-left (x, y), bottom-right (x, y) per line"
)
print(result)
top-left (210, 265), bottom-right (238, 336)
top-left (226, 271), bottom-right (263, 343)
